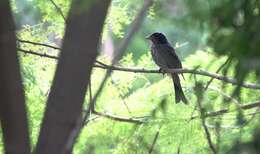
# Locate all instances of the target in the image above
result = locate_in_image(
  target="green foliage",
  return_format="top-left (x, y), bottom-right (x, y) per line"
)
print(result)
top-left (18, 47), bottom-right (260, 153)
top-left (19, 53), bottom-right (56, 146)
top-left (182, 0), bottom-right (260, 95)
top-left (207, 0), bottom-right (260, 87)
top-left (9, 0), bottom-right (260, 153)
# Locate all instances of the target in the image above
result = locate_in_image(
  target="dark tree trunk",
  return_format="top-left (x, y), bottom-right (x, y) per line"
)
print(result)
top-left (0, 0), bottom-right (31, 154)
top-left (35, 0), bottom-right (111, 153)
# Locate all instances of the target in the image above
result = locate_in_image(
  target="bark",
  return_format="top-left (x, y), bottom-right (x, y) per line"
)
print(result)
top-left (0, 1), bottom-right (31, 153)
top-left (35, 0), bottom-right (111, 153)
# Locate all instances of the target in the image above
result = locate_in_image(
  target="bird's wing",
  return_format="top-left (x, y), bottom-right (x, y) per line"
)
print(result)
top-left (156, 44), bottom-right (183, 69)
top-left (151, 45), bottom-right (168, 68)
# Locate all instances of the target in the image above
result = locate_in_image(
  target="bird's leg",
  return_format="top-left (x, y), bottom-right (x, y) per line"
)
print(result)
top-left (159, 68), bottom-right (167, 76)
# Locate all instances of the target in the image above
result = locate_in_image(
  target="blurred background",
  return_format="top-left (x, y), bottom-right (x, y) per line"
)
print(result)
top-left (7, 0), bottom-right (260, 153)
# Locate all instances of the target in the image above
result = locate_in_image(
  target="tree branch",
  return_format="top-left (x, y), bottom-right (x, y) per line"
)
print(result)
top-left (49, 0), bottom-right (66, 21)
top-left (111, 80), bottom-right (133, 116)
top-left (85, 101), bottom-right (260, 125)
top-left (148, 125), bottom-right (162, 154)
top-left (18, 48), bottom-right (58, 59)
top-left (34, 0), bottom-right (111, 153)
top-left (92, 110), bottom-right (144, 124)
top-left (204, 56), bottom-right (232, 90)
top-left (0, 1), bottom-right (31, 153)
top-left (17, 39), bottom-right (60, 50)
top-left (17, 45), bottom-right (108, 66)
top-left (96, 65), bottom-right (260, 89)
top-left (195, 83), bottom-right (217, 154)
top-left (208, 87), bottom-right (239, 104)
top-left (18, 48), bottom-right (260, 89)
top-left (191, 100), bottom-right (260, 119)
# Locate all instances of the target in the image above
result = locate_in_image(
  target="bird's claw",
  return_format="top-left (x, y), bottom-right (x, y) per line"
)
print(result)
top-left (159, 68), bottom-right (166, 76)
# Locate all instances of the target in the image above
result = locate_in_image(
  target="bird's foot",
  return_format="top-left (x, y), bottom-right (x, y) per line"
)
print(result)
top-left (159, 68), bottom-right (166, 76)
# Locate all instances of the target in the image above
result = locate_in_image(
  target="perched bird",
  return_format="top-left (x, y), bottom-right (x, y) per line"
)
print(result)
top-left (146, 32), bottom-right (188, 104)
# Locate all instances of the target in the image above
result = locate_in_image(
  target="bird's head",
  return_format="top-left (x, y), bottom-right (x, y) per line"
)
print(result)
top-left (146, 32), bottom-right (168, 44)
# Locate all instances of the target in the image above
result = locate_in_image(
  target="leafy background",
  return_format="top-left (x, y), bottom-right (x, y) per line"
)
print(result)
top-left (2, 0), bottom-right (259, 153)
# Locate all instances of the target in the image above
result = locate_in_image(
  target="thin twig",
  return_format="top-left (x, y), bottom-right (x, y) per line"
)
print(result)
top-left (189, 105), bottom-right (198, 121)
top-left (205, 111), bottom-right (260, 129)
top-left (122, 100), bottom-right (133, 116)
top-left (208, 87), bottom-right (239, 104)
top-left (195, 82), bottom-right (217, 154)
top-left (84, 116), bottom-right (100, 125)
top-left (17, 39), bottom-right (60, 50)
top-left (18, 48), bottom-right (58, 60)
top-left (201, 113), bottom-right (217, 154)
top-left (191, 100), bottom-right (260, 119)
top-left (197, 95), bottom-right (217, 154)
top-left (204, 56), bottom-right (232, 90)
top-left (95, 60), bottom-right (108, 67)
top-left (148, 125), bottom-right (162, 154)
top-left (18, 47), bottom-right (107, 66)
top-left (111, 80), bottom-right (133, 116)
top-left (240, 106), bottom-right (260, 127)
top-left (92, 110), bottom-right (144, 124)
top-left (49, 0), bottom-right (66, 21)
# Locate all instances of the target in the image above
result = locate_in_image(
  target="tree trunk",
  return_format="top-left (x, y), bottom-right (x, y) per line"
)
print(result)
top-left (35, 0), bottom-right (111, 153)
top-left (0, 0), bottom-right (31, 154)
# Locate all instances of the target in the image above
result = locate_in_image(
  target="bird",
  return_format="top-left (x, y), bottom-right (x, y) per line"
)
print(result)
top-left (146, 32), bottom-right (188, 104)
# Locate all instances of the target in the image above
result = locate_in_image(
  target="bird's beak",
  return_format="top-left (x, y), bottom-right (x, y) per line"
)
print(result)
top-left (145, 35), bottom-right (151, 40)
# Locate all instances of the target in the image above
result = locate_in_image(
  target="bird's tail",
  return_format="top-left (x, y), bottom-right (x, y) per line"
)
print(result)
top-left (171, 74), bottom-right (188, 104)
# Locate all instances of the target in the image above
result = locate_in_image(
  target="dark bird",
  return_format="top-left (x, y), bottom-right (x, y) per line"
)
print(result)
top-left (146, 32), bottom-right (188, 104)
